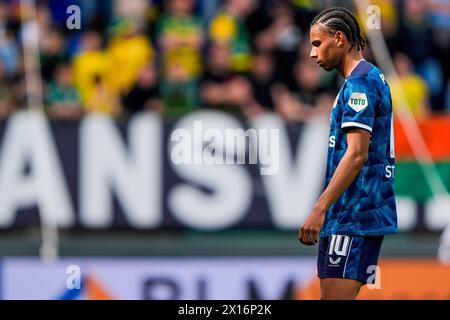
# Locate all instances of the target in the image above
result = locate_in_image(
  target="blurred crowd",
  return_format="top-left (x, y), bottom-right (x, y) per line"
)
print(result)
top-left (0, 0), bottom-right (449, 122)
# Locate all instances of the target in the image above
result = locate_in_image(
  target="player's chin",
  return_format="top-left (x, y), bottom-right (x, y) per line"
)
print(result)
top-left (321, 63), bottom-right (333, 71)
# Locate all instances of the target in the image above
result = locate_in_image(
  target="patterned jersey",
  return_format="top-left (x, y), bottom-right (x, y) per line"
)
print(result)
top-left (320, 60), bottom-right (398, 237)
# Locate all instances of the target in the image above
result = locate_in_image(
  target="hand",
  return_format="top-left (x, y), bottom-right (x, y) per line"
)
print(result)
top-left (228, 77), bottom-right (252, 105)
top-left (298, 206), bottom-right (326, 246)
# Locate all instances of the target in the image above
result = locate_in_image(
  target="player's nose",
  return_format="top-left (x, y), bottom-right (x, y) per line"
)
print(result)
top-left (310, 48), bottom-right (317, 60)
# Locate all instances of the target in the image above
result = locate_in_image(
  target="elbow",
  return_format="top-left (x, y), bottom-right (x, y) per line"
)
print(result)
top-left (351, 152), bottom-right (368, 169)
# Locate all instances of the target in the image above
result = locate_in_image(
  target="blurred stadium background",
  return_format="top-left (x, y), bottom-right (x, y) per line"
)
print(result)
top-left (0, 0), bottom-right (449, 299)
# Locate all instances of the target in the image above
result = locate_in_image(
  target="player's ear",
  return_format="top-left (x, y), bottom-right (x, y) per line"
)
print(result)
top-left (335, 31), bottom-right (345, 48)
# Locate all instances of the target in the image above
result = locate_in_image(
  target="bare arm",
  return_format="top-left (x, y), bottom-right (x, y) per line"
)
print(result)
top-left (201, 83), bottom-right (228, 104)
top-left (427, 0), bottom-right (450, 12)
top-left (299, 128), bottom-right (371, 245)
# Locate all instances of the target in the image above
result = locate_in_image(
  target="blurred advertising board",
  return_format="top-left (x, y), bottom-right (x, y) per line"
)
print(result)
top-left (0, 111), bottom-right (449, 232)
top-left (0, 257), bottom-right (317, 300)
top-left (1, 257), bottom-right (450, 300)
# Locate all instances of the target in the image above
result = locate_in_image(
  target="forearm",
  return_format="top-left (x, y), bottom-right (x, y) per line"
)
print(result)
top-left (315, 150), bottom-right (367, 212)
top-left (201, 85), bottom-right (226, 104)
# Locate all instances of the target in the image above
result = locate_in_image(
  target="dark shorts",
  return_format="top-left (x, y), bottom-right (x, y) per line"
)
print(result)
top-left (317, 234), bottom-right (384, 285)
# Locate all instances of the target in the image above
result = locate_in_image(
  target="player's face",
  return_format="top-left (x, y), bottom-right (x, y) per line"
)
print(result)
top-left (309, 24), bottom-right (343, 71)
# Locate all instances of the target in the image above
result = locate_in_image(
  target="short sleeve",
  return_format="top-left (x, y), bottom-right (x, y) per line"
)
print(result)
top-left (341, 76), bottom-right (379, 133)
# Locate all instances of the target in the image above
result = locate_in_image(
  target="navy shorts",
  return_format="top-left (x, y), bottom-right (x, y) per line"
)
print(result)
top-left (317, 234), bottom-right (384, 285)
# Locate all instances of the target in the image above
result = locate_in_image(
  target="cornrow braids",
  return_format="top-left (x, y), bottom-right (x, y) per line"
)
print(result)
top-left (311, 7), bottom-right (366, 52)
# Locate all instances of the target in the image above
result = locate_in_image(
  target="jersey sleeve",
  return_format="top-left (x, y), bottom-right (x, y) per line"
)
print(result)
top-left (341, 76), bottom-right (379, 133)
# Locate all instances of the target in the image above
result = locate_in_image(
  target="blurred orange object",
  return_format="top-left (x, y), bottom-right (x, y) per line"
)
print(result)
top-left (394, 115), bottom-right (450, 161)
top-left (296, 259), bottom-right (450, 300)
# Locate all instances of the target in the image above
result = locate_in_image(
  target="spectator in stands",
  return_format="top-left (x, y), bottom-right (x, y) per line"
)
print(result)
top-left (428, 0), bottom-right (450, 112)
top-left (200, 42), bottom-right (254, 118)
top-left (107, 18), bottom-right (154, 95)
top-left (243, 0), bottom-right (272, 47)
top-left (72, 31), bottom-right (110, 104)
top-left (254, 0), bottom-right (301, 89)
top-left (0, 0), bottom-right (447, 123)
top-left (209, 0), bottom-right (257, 73)
top-left (36, 4), bottom-right (52, 41)
top-left (157, 0), bottom-right (204, 81)
top-left (398, 0), bottom-right (443, 112)
top-left (273, 58), bottom-right (335, 122)
top-left (0, 61), bottom-right (13, 118)
top-left (161, 62), bottom-right (198, 119)
top-left (122, 63), bottom-right (162, 117)
top-left (355, 0), bottom-right (400, 56)
top-left (85, 73), bottom-right (121, 117)
top-left (113, 0), bottom-right (150, 30)
top-left (156, 0), bottom-right (202, 119)
top-left (0, 3), bottom-right (19, 78)
top-left (390, 52), bottom-right (430, 119)
top-left (46, 63), bottom-right (83, 120)
top-left (40, 29), bottom-right (66, 83)
top-left (249, 50), bottom-right (275, 111)
top-left (290, 0), bottom-right (318, 33)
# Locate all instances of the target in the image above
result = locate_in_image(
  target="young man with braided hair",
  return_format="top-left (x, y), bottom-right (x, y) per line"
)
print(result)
top-left (298, 7), bottom-right (397, 299)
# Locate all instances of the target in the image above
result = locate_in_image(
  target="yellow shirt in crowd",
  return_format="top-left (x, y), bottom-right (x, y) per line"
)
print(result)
top-left (72, 50), bottom-right (110, 104)
top-left (389, 74), bottom-right (429, 117)
top-left (209, 11), bottom-right (251, 72)
top-left (72, 34), bottom-right (154, 116)
top-left (107, 35), bottom-right (154, 94)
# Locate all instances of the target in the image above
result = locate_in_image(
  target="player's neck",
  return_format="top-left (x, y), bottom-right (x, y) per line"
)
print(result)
top-left (339, 51), bottom-right (365, 79)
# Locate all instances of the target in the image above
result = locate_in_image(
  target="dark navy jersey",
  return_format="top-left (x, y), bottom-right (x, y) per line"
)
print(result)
top-left (320, 60), bottom-right (398, 237)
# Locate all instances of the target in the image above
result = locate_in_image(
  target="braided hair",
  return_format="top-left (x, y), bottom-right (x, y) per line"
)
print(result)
top-left (311, 7), bottom-right (365, 52)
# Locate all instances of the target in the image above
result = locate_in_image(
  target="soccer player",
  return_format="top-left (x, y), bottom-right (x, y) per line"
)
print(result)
top-left (298, 7), bottom-right (397, 300)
